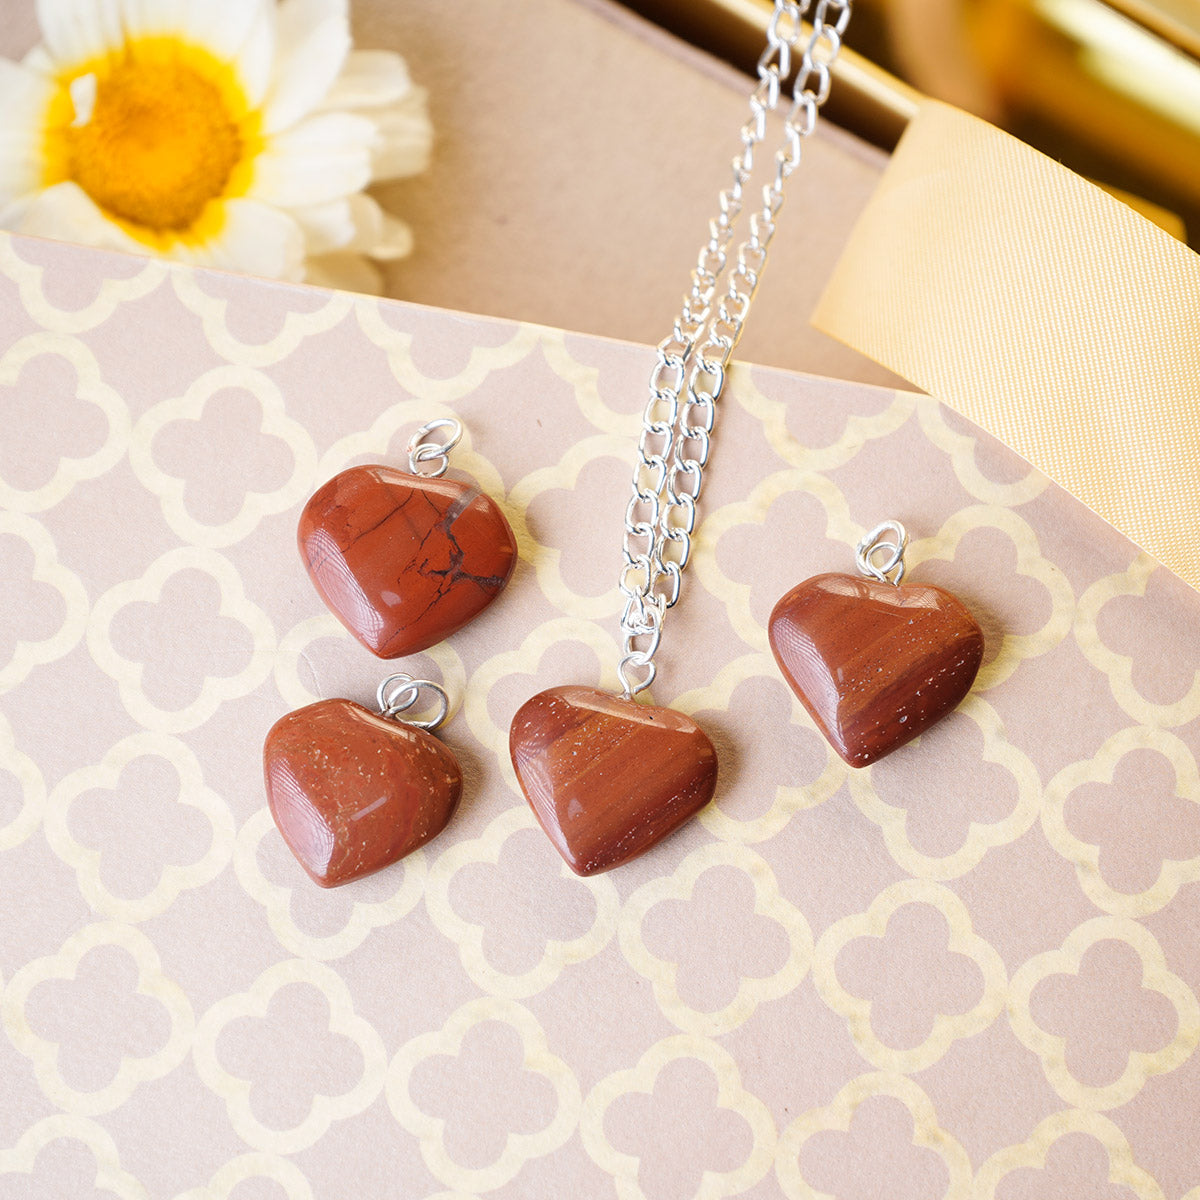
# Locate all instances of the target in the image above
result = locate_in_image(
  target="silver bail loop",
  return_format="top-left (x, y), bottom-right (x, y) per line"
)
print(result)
top-left (855, 520), bottom-right (908, 585)
top-left (406, 418), bottom-right (463, 478)
top-left (376, 673), bottom-right (450, 732)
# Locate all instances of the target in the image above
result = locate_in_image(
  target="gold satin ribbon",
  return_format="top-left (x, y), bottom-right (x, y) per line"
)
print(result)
top-left (814, 99), bottom-right (1200, 591)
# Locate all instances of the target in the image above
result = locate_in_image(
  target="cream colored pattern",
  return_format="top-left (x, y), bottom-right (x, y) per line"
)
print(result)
top-left (88, 546), bottom-right (275, 733)
top-left (44, 732), bottom-right (235, 921)
top-left (0, 236), bottom-right (167, 334)
top-left (580, 1036), bottom-right (776, 1200)
top-left (387, 997), bottom-right (581, 1193)
top-left (424, 804), bottom-right (620, 1000)
top-left (2, 922), bottom-right (194, 1116)
top-left (233, 807), bottom-right (429, 961)
top-left (974, 1110), bottom-right (1165, 1200)
top-left (129, 364), bottom-right (318, 549)
top-left (172, 1153), bottom-right (315, 1200)
top-left (846, 695), bottom-right (1042, 880)
top-left (775, 1073), bottom-right (973, 1200)
top-left (1077, 554), bottom-right (1200, 728)
top-left (193, 959), bottom-right (388, 1154)
top-left (1042, 726), bottom-right (1200, 916)
top-left (0, 510), bottom-right (89, 692)
top-left (0, 709), bottom-right (43, 851)
top-left (0, 333), bottom-right (131, 513)
top-left (812, 880), bottom-right (1007, 1073)
top-left (619, 842), bottom-right (813, 1035)
top-left (0, 1114), bottom-right (148, 1199)
top-left (1007, 918), bottom-right (1200, 1109)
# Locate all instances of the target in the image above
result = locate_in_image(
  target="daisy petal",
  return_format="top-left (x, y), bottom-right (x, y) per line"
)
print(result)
top-left (17, 180), bottom-right (145, 253)
top-left (263, 0), bottom-right (351, 134)
top-left (35, 0), bottom-right (123, 71)
top-left (0, 195), bottom-right (36, 229)
top-left (117, 0), bottom-right (187, 39)
top-left (289, 196), bottom-right (361, 255)
top-left (370, 89), bottom-right (433, 181)
top-left (319, 49), bottom-right (413, 111)
top-left (371, 210), bottom-right (413, 260)
top-left (175, 0), bottom-right (276, 104)
top-left (305, 251), bottom-right (383, 295)
top-left (249, 111), bottom-right (374, 207)
top-left (0, 60), bottom-right (56, 202)
top-left (174, 197), bottom-right (305, 280)
top-left (291, 193), bottom-right (412, 259)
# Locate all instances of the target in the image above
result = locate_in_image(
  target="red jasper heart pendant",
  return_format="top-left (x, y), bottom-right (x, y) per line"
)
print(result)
top-left (299, 463), bottom-right (517, 658)
top-left (768, 523), bottom-right (984, 768)
top-left (264, 696), bottom-right (461, 887)
top-left (510, 686), bottom-right (718, 876)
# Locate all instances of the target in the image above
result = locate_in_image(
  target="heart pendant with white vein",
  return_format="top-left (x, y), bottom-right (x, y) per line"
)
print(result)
top-left (769, 522), bottom-right (984, 767)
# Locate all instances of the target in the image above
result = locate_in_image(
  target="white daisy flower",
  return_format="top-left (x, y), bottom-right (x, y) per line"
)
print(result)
top-left (0, 0), bottom-right (432, 291)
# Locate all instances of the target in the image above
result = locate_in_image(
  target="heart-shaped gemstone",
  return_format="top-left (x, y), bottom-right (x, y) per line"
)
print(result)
top-left (263, 698), bottom-right (462, 887)
top-left (299, 465), bottom-right (517, 658)
top-left (510, 686), bottom-right (718, 876)
top-left (769, 573), bottom-right (984, 767)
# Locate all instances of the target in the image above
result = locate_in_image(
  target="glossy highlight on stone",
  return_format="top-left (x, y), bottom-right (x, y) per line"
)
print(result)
top-left (263, 698), bottom-right (462, 887)
top-left (769, 573), bottom-right (984, 768)
top-left (299, 465), bottom-right (517, 658)
top-left (509, 685), bottom-right (718, 876)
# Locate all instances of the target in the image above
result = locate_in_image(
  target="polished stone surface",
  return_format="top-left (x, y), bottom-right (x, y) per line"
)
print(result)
top-left (264, 698), bottom-right (462, 887)
top-left (299, 465), bottom-right (517, 658)
top-left (509, 685), bottom-right (718, 876)
top-left (769, 572), bottom-right (984, 767)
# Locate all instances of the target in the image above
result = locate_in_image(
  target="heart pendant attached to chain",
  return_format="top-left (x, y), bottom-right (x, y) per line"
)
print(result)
top-left (299, 420), bottom-right (517, 658)
top-left (509, 686), bottom-right (718, 876)
top-left (264, 675), bottom-right (462, 887)
top-left (769, 522), bottom-right (984, 767)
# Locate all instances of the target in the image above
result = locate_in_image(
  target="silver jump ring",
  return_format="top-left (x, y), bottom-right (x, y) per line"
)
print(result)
top-left (376, 673), bottom-right (450, 732)
top-left (855, 520), bottom-right (908, 585)
top-left (406, 418), bottom-right (463, 478)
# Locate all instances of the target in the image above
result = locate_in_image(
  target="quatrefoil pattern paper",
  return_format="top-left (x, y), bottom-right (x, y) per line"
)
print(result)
top-left (2, 231), bottom-right (1199, 1196)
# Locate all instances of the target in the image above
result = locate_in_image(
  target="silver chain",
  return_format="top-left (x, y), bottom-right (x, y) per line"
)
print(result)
top-left (617, 0), bottom-right (853, 697)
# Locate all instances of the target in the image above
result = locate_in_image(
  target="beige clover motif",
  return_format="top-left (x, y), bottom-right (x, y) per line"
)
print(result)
top-left (619, 842), bottom-right (813, 1036)
top-left (0, 234), bottom-right (167, 334)
top-left (775, 1073), bottom-right (972, 1200)
top-left (233, 807), bottom-right (428, 961)
top-left (387, 998), bottom-right (581, 1193)
top-left (172, 1152), bottom-right (314, 1200)
top-left (43, 732), bottom-right (235, 922)
top-left (734, 366), bottom-right (919, 473)
top-left (915, 395), bottom-right (1049, 506)
top-left (537, 328), bottom-right (638, 436)
top-left (129, 364), bottom-right (317, 549)
top-left (1042, 726), bottom-right (1200, 917)
top-left (0, 709), bottom-right (44, 852)
top-left (693, 466), bottom-right (857, 656)
top-left (0, 511), bottom-right (89, 692)
top-left (356, 298), bottom-right (541, 406)
top-left (1, 922), bottom-right (194, 1116)
top-left (424, 804), bottom-right (620, 999)
top-left (907, 506), bottom-right (1075, 692)
top-left (0, 1114), bottom-right (147, 1199)
top-left (507, 434), bottom-right (632, 620)
top-left (580, 1035), bottom-right (776, 1200)
top-left (0, 333), bottom-right (131, 512)
top-left (1076, 554), bottom-right (1200, 728)
top-left (171, 270), bottom-right (355, 368)
top-left (673, 656), bottom-right (847, 844)
top-left (846, 695), bottom-right (1042, 880)
top-left (193, 959), bottom-right (387, 1154)
top-left (88, 547), bottom-right (275, 734)
top-left (1007, 917), bottom-right (1199, 1110)
top-left (812, 880), bottom-right (1007, 1073)
top-left (974, 1110), bottom-right (1165, 1200)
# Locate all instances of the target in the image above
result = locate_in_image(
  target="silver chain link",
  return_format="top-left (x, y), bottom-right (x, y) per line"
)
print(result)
top-left (617, 0), bottom-right (853, 697)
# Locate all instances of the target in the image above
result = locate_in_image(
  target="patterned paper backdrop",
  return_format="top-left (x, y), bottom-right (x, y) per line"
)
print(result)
top-left (1, 230), bottom-right (1199, 1199)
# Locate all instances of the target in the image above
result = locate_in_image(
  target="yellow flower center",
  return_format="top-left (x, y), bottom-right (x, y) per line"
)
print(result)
top-left (67, 58), bottom-right (241, 232)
